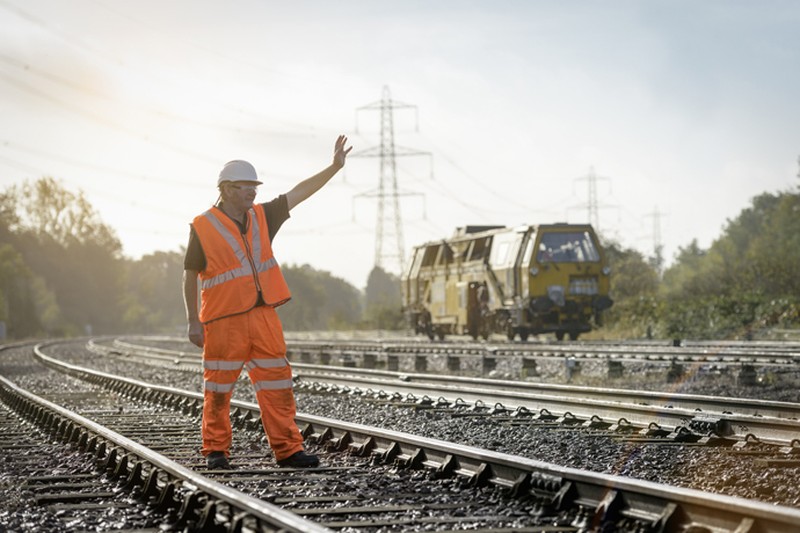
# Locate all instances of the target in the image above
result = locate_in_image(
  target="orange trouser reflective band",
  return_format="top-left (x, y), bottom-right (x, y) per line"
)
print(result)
top-left (201, 305), bottom-right (304, 461)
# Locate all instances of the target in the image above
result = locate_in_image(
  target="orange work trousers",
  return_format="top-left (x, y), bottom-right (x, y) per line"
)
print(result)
top-left (200, 305), bottom-right (304, 461)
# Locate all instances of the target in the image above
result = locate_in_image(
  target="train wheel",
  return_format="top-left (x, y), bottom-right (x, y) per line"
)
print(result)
top-left (506, 323), bottom-right (515, 341)
top-left (555, 331), bottom-right (565, 341)
top-left (519, 330), bottom-right (530, 341)
top-left (425, 323), bottom-right (435, 341)
top-left (568, 331), bottom-right (580, 341)
top-left (436, 328), bottom-right (446, 341)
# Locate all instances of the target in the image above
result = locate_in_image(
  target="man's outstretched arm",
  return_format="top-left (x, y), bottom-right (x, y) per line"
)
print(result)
top-left (286, 135), bottom-right (352, 211)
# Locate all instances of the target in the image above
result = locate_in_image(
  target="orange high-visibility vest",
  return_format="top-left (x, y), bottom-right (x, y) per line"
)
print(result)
top-left (193, 205), bottom-right (291, 323)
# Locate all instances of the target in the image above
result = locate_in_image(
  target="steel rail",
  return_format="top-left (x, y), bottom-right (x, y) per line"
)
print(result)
top-left (23, 342), bottom-right (330, 533)
top-left (291, 367), bottom-right (800, 445)
top-left (414, 344), bottom-right (799, 366)
top-left (284, 340), bottom-right (800, 367)
top-left (95, 337), bottom-right (800, 445)
top-left (36, 340), bottom-right (800, 532)
top-left (92, 338), bottom-right (200, 369)
top-left (113, 335), bottom-right (800, 366)
top-left (292, 363), bottom-right (800, 417)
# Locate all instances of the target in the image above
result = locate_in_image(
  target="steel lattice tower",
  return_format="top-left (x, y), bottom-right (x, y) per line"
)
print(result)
top-left (573, 167), bottom-right (612, 232)
top-left (353, 86), bottom-right (429, 274)
top-left (646, 205), bottom-right (667, 273)
top-left (586, 167), bottom-right (599, 230)
top-left (374, 86), bottom-right (403, 271)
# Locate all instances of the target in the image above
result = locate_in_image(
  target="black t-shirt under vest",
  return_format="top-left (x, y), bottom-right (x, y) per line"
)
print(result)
top-left (183, 195), bottom-right (289, 272)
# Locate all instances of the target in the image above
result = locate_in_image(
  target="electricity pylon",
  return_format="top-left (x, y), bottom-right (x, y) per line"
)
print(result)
top-left (572, 167), bottom-right (614, 232)
top-left (352, 85), bottom-right (429, 274)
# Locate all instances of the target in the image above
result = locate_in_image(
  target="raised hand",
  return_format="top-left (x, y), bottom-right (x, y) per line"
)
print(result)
top-left (333, 134), bottom-right (352, 169)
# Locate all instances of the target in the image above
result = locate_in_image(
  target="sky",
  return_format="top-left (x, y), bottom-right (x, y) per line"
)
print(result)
top-left (1, 0), bottom-right (798, 289)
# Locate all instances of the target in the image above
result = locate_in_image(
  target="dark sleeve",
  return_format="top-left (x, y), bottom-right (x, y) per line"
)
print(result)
top-left (262, 194), bottom-right (290, 242)
top-left (183, 225), bottom-right (207, 271)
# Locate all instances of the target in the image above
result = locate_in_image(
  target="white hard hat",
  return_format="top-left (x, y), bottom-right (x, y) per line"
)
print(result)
top-left (218, 160), bottom-right (263, 186)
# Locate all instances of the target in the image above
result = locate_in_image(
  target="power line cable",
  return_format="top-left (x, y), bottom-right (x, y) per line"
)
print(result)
top-left (0, 53), bottom-right (323, 140)
top-left (85, 0), bottom-right (324, 88)
top-left (0, 139), bottom-right (206, 190)
top-left (0, 152), bottom-right (191, 219)
top-left (416, 131), bottom-right (536, 212)
top-left (0, 0), bottom-right (333, 135)
top-left (0, 70), bottom-right (221, 165)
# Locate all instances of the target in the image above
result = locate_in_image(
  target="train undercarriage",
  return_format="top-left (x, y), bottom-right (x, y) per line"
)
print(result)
top-left (409, 298), bottom-right (609, 342)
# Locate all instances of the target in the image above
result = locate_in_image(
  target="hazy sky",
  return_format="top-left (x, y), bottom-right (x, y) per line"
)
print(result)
top-left (1, 0), bottom-right (798, 288)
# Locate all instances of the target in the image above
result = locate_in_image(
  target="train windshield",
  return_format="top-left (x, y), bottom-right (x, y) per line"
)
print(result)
top-left (537, 231), bottom-right (600, 263)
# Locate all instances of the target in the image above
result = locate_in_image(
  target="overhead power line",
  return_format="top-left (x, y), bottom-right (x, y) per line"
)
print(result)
top-left (0, 139), bottom-right (206, 190)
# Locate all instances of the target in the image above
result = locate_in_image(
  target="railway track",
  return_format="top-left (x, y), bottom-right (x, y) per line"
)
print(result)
top-left (92, 336), bottom-right (800, 444)
top-left (0, 343), bottom-right (322, 532)
top-left (0, 391), bottom-right (161, 532)
top-left (119, 333), bottom-right (800, 366)
top-left (112, 335), bottom-right (800, 396)
top-left (2, 338), bottom-right (800, 532)
top-left (290, 365), bottom-right (800, 444)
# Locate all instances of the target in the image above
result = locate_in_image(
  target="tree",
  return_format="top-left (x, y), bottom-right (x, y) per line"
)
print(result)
top-left (3, 177), bottom-right (125, 335)
top-left (278, 264), bottom-right (362, 330)
top-left (0, 244), bottom-right (37, 338)
top-left (600, 241), bottom-right (661, 337)
top-left (658, 190), bottom-right (800, 338)
top-left (122, 251), bottom-right (187, 333)
top-left (363, 266), bottom-right (404, 329)
top-left (9, 177), bottom-right (121, 251)
top-left (743, 192), bottom-right (800, 297)
top-left (661, 240), bottom-right (707, 299)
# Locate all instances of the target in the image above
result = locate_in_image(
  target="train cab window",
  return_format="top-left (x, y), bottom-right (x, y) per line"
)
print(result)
top-left (536, 231), bottom-right (600, 263)
top-left (437, 243), bottom-right (454, 264)
top-left (460, 241), bottom-right (472, 262)
top-left (421, 245), bottom-right (440, 267)
top-left (468, 237), bottom-right (490, 262)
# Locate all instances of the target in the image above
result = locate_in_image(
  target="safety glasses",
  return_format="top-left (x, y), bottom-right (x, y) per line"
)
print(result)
top-left (228, 184), bottom-right (259, 191)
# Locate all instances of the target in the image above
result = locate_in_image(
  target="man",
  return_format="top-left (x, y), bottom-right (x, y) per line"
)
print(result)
top-left (183, 135), bottom-right (352, 470)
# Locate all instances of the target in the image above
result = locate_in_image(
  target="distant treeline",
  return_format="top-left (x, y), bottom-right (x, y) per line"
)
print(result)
top-left (0, 177), bottom-right (402, 340)
top-left (602, 183), bottom-right (800, 339)
top-left (1, 177), bottom-right (798, 341)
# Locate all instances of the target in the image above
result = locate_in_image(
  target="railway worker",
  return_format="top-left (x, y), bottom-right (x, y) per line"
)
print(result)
top-left (183, 135), bottom-right (352, 470)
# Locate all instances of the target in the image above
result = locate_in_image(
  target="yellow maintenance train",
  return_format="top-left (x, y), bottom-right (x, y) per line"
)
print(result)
top-left (401, 224), bottom-right (613, 341)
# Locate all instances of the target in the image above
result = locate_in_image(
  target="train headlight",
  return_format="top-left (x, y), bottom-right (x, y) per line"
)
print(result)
top-left (602, 266), bottom-right (611, 276)
top-left (547, 285), bottom-right (566, 307)
top-left (529, 267), bottom-right (539, 276)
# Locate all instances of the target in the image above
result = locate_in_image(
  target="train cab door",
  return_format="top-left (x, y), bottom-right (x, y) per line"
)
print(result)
top-left (466, 281), bottom-right (490, 340)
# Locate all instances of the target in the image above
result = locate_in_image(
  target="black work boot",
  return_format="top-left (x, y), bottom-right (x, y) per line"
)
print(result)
top-left (277, 450), bottom-right (319, 468)
top-left (207, 451), bottom-right (231, 470)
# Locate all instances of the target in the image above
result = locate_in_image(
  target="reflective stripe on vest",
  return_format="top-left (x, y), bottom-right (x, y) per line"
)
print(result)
top-left (245, 358), bottom-right (288, 371)
top-left (199, 209), bottom-right (278, 291)
top-left (204, 380), bottom-right (237, 393)
top-left (253, 379), bottom-right (294, 391)
top-left (203, 360), bottom-right (246, 371)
